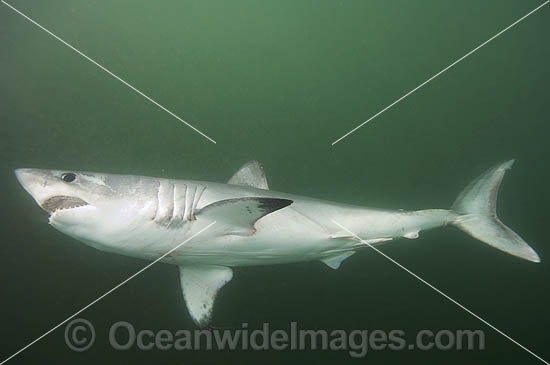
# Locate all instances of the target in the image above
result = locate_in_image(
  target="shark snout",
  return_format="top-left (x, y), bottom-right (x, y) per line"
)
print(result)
top-left (15, 168), bottom-right (56, 208)
top-left (15, 168), bottom-right (43, 193)
top-left (15, 168), bottom-right (91, 215)
top-left (14, 168), bottom-right (31, 181)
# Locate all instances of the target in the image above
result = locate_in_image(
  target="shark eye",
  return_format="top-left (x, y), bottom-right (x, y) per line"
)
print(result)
top-left (61, 172), bottom-right (76, 183)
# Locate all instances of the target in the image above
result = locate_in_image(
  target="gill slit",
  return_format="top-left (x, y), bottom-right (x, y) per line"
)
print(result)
top-left (192, 185), bottom-right (206, 220)
top-left (153, 181), bottom-right (161, 221)
top-left (182, 184), bottom-right (189, 222)
top-left (172, 182), bottom-right (178, 222)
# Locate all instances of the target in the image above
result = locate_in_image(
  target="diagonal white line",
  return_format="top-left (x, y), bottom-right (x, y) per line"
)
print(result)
top-left (332, 0), bottom-right (549, 146)
top-left (0, 221), bottom-right (216, 365)
top-left (331, 219), bottom-right (548, 364)
top-left (1, 0), bottom-right (217, 144)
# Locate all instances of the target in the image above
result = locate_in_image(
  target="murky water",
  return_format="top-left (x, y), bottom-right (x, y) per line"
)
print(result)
top-left (1, 0), bottom-right (549, 363)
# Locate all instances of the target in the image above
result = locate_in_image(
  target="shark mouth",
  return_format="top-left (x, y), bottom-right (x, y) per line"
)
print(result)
top-left (41, 196), bottom-right (89, 214)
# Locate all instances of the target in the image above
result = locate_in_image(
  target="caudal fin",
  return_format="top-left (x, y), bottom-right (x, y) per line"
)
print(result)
top-left (451, 160), bottom-right (540, 263)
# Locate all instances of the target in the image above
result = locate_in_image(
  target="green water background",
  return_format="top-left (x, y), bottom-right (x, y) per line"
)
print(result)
top-left (1, 0), bottom-right (549, 363)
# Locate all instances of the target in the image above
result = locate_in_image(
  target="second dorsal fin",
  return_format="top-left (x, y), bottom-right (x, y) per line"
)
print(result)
top-left (228, 160), bottom-right (269, 190)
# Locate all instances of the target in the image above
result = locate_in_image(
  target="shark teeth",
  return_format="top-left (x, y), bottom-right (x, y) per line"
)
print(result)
top-left (41, 196), bottom-right (89, 214)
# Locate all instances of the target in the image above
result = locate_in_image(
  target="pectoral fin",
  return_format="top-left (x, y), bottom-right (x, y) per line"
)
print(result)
top-left (198, 197), bottom-right (292, 236)
top-left (178, 265), bottom-right (233, 326)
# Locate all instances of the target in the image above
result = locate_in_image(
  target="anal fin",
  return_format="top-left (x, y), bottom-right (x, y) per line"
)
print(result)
top-left (404, 231), bottom-right (419, 239)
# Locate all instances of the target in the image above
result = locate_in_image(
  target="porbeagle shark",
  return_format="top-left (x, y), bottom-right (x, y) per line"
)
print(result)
top-left (15, 160), bottom-right (539, 325)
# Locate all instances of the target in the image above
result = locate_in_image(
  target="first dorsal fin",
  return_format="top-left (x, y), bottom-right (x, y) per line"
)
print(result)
top-left (179, 265), bottom-right (233, 326)
top-left (228, 160), bottom-right (269, 190)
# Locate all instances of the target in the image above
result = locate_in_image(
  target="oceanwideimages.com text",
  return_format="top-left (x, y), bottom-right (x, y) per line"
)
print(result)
top-left (65, 319), bottom-right (485, 357)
